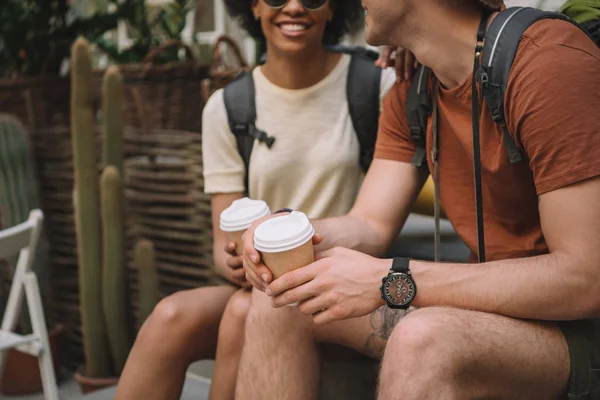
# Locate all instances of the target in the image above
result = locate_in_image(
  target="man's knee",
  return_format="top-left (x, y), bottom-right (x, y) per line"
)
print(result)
top-left (379, 308), bottom-right (469, 397)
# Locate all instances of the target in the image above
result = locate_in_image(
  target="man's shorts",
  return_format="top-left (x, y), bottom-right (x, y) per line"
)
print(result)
top-left (560, 319), bottom-right (600, 399)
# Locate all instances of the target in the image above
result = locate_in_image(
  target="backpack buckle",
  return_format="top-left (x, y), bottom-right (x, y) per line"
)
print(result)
top-left (490, 106), bottom-right (504, 124)
top-left (410, 125), bottom-right (422, 141)
top-left (248, 124), bottom-right (276, 148)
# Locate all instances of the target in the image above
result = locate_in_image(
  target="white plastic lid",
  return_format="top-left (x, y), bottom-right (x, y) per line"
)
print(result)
top-left (219, 198), bottom-right (271, 232)
top-left (254, 211), bottom-right (315, 253)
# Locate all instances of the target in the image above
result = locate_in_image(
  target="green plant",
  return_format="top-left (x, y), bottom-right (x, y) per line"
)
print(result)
top-left (93, 0), bottom-right (196, 64)
top-left (0, 0), bottom-right (127, 78)
top-left (135, 239), bottom-right (159, 329)
top-left (71, 37), bottom-right (111, 378)
top-left (100, 166), bottom-right (131, 375)
top-left (0, 114), bottom-right (48, 334)
top-left (102, 65), bottom-right (124, 175)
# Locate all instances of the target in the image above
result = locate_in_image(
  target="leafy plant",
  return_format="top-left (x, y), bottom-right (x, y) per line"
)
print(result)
top-left (0, 0), bottom-right (195, 78)
top-left (0, 0), bottom-right (125, 77)
top-left (93, 0), bottom-right (196, 64)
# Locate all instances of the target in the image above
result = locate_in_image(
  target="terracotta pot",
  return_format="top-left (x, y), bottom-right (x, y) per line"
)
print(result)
top-left (0, 324), bottom-right (65, 395)
top-left (73, 367), bottom-right (119, 394)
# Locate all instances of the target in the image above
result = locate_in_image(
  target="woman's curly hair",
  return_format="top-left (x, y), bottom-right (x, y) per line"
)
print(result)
top-left (223, 0), bottom-right (364, 46)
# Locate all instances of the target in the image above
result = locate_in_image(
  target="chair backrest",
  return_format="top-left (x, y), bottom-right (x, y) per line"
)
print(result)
top-left (0, 210), bottom-right (43, 272)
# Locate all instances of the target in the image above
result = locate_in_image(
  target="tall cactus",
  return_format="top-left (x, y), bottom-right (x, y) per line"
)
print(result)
top-left (0, 114), bottom-right (48, 333)
top-left (100, 166), bottom-right (131, 375)
top-left (134, 239), bottom-right (159, 329)
top-left (71, 37), bottom-right (111, 378)
top-left (102, 65), bottom-right (124, 176)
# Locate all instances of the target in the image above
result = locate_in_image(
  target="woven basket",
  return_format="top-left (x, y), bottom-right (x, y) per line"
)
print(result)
top-left (124, 128), bottom-right (219, 297)
top-left (0, 76), bottom-right (71, 131)
top-left (201, 35), bottom-right (251, 104)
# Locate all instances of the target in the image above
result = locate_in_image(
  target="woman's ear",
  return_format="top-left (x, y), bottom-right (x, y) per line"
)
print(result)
top-left (327, 3), bottom-right (334, 21)
top-left (252, 0), bottom-right (260, 20)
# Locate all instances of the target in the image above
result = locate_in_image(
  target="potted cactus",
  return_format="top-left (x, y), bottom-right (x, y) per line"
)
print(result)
top-left (70, 38), bottom-right (159, 393)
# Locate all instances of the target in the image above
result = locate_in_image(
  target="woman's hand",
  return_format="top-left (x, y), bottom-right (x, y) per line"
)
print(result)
top-left (217, 241), bottom-right (252, 288)
top-left (376, 46), bottom-right (419, 82)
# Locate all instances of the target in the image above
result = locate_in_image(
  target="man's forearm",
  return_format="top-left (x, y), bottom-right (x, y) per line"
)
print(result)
top-left (410, 252), bottom-right (600, 321)
top-left (312, 214), bottom-right (393, 257)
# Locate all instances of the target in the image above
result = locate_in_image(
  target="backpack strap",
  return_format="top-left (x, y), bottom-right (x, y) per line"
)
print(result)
top-left (479, 7), bottom-right (580, 164)
top-left (223, 71), bottom-right (275, 194)
top-left (345, 48), bottom-right (382, 172)
top-left (406, 65), bottom-right (432, 168)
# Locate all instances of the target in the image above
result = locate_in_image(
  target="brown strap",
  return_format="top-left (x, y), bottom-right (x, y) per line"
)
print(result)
top-left (212, 35), bottom-right (248, 70)
top-left (431, 78), bottom-right (441, 263)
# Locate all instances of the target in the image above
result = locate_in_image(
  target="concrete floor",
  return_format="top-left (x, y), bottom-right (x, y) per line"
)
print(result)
top-left (0, 361), bottom-right (214, 400)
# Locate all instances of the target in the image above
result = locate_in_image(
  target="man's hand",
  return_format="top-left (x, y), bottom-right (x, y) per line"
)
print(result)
top-left (241, 213), bottom-right (322, 291)
top-left (265, 247), bottom-right (390, 325)
top-left (376, 46), bottom-right (419, 82)
top-left (218, 241), bottom-right (251, 288)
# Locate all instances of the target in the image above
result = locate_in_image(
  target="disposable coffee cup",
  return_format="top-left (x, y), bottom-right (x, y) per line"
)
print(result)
top-left (254, 210), bottom-right (315, 280)
top-left (220, 198), bottom-right (271, 255)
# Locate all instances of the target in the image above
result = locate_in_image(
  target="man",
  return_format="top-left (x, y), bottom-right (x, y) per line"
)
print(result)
top-left (237, 0), bottom-right (600, 399)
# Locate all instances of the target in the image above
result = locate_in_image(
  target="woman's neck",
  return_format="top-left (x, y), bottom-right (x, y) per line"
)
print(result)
top-left (261, 45), bottom-right (342, 89)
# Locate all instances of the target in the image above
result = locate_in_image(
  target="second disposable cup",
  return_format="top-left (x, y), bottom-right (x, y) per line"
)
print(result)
top-left (254, 211), bottom-right (315, 279)
top-left (220, 197), bottom-right (271, 255)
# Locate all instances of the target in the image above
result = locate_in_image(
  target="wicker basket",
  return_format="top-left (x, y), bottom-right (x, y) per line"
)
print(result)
top-left (201, 35), bottom-right (251, 104)
top-left (0, 76), bottom-right (71, 131)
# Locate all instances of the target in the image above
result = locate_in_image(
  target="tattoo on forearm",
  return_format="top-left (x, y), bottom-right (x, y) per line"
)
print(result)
top-left (364, 306), bottom-right (415, 358)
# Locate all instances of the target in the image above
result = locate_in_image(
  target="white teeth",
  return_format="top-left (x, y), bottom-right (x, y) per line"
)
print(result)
top-left (280, 24), bottom-right (307, 32)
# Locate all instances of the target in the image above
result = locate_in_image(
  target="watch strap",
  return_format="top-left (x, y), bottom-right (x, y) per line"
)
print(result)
top-left (391, 257), bottom-right (410, 273)
top-left (273, 208), bottom-right (294, 214)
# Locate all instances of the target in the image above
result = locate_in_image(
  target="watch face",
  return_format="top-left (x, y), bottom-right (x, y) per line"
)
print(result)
top-left (383, 273), bottom-right (416, 306)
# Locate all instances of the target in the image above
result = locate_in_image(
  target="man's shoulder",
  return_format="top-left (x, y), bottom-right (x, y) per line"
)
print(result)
top-left (516, 18), bottom-right (600, 64)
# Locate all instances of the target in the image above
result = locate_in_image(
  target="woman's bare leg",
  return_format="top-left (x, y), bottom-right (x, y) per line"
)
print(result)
top-left (115, 285), bottom-right (238, 400)
top-left (209, 288), bottom-right (252, 400)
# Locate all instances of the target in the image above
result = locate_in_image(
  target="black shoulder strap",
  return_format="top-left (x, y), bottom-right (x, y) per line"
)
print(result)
top-left (406, 65), bottom-right (432, 168)
top-left (223, 71), bottom-right (275, 194)
top-left (346, 48), bottom-right (382, 172)
top-left (480, 7), bottom-right (587, 164)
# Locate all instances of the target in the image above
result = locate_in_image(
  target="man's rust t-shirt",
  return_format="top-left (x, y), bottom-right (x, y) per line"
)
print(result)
top-left (375, 19), bottom-right (600, 262)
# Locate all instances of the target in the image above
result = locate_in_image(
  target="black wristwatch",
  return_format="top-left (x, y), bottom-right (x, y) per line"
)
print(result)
top-left (273, 208), bottom-right (294, 214)
top-left (381, 257), bottom-right (417, 310)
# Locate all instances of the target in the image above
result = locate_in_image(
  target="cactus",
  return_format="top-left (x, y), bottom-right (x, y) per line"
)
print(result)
top-left (100, 166), bottom-right (131, 375)
top-left (71, 37), bottom-right (111, 378)
top-left (134, 239), bottom-right (159, 328)
top-left (102, 65), bottom-right (124, 175)
top-left (0, 114), bottom-right (48, 333)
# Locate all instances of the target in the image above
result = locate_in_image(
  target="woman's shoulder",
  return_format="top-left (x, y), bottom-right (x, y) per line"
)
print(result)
top-left (203, 88), bottom-right (226, 116)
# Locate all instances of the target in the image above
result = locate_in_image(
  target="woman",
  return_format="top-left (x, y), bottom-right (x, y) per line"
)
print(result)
top-left (114, 1), bottom-right (400, 399)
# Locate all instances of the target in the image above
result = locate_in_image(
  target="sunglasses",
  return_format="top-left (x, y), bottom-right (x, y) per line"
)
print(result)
top-left (263, 0), bottom-right (327, 11)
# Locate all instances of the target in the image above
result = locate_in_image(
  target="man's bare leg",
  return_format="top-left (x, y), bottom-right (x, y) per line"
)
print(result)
top-left (115, 285), bottom-right (238, 400)
top-left (378, 307), bottom-right (570, 400)
top-left (236, 290), bottom-right (408, 400)
top-left (209, 289), bottom-right (251, 400)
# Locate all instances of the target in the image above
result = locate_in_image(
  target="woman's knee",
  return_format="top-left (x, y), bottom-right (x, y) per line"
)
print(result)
top-left (136, 295), bottom-right (191, 348)
top-left (224, 289), bottom-right (252, 323)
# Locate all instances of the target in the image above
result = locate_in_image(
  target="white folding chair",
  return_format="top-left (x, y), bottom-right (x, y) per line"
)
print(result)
top-left (0, 209), bottom-right (59, 400)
